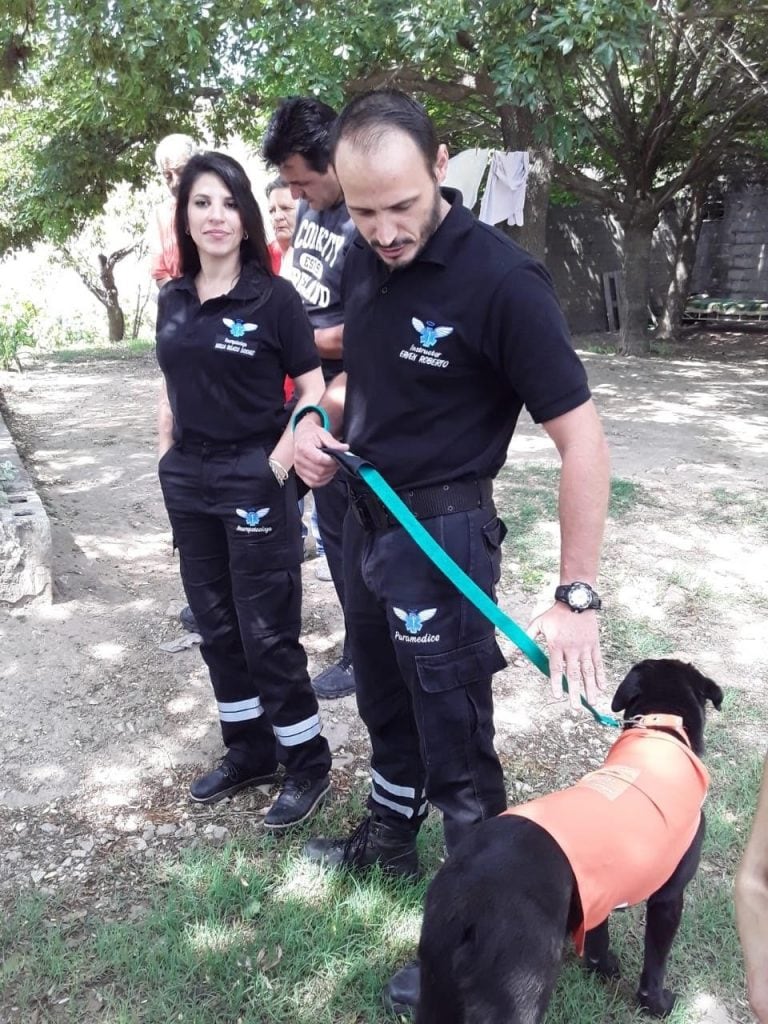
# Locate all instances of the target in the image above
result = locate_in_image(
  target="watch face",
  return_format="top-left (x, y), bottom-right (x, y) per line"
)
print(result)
top-left (569, 584), bottom-right (592, 609)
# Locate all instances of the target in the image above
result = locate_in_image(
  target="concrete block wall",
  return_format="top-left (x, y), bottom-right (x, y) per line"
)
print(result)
top-left (547, 186), bottom-right (768, 333)
top-left (545, 204), bottom-right (677, 334)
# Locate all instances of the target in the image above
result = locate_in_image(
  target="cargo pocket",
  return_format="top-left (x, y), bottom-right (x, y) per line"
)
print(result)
top-left (415, 635), bottom-right (507, 765)
top-left (481, 515), bottom-right (507, 589)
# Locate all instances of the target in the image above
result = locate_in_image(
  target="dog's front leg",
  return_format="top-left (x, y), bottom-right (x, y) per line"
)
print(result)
top-left (583, 919), bottom-right (620, 979)
top-left (638, 891), bottom-right (684, 1016)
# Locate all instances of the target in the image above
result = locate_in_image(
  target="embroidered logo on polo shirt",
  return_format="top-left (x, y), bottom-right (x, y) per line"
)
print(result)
top-left (398, 317), bottom-right (453, 369)
top-left (393, 606), bottom-right (440, 643)
top-left (224, 318), bottom-right (257, 339)
top-left (411, 318), bottom-right (453, 347)
top-left (235, 507), bottom-right (272, 534)
top-left (215, 318), bottom-right (259, 357)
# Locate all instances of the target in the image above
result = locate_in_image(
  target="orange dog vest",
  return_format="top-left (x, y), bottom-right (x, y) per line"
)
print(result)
top-left (506, 726), bottom-right (710, 954)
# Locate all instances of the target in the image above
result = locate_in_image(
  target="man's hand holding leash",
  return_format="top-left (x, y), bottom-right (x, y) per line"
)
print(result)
top-left (292, 372), bottom-right (349, 488)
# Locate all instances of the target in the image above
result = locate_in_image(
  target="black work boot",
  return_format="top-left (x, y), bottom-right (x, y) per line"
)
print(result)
top-left (303, 815), bottom-right (419, 878)
top-left (189, 757), bottom-right (277, 804)
top-left (383, 960), bottom-right (420, 1017)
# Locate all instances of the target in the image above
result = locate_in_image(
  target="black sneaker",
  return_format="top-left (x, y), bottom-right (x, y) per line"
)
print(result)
top-left (179, 605), bottom-right (199, 633)
top-left (189, 758), bottom-right (277, 804)
top-left (311, 656), bottom-right (355, 700)
top-left (303, 814), bottom-right (419, 878)
top-left (263, 775), bottom-right (331, 829)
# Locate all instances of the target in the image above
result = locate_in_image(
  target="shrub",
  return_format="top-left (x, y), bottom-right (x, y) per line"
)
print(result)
top-left (0, 301), bottom-right (37, 370)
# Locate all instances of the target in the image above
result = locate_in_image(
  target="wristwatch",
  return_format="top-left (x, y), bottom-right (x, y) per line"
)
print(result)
top-left (554, 581), bottom-right (602, 613)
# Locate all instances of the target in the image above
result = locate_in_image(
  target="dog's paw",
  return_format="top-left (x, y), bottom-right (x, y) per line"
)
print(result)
top-left (585, 950), bottom-right (621, 980)
top-left (638, 987), bottom-right (677, 1017)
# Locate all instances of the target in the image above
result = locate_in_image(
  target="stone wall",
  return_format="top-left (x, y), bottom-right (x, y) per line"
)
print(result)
top-left (0, 410), bottom-right (52, 606)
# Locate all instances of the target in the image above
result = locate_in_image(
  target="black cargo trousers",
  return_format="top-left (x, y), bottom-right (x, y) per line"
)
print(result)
top-left (342, 480), bottom-right (509, 853)
top-left (311, 362), bottom-right (352, 661)
top-left (158, 438), bottom-right (331, 781)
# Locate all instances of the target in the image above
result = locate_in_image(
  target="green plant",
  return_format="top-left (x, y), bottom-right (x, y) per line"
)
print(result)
top-left (47, 338), bottom-right (154, 364)
top-left (0, 300), bottom-right (37, 370)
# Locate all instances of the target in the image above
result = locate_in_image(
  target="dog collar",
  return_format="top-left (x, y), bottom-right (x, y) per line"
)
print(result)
top-left (623, 714), bottom-right (691, 748)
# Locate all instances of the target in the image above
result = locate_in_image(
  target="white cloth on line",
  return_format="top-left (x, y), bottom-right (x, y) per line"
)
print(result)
top-left (443, 148), bottom-right (490, 210)
top-left (479, 151), bottom-right (529, 227)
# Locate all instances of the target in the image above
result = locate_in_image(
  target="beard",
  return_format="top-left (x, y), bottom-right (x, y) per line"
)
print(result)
top-left (372, 185), bottom-right (444, 271)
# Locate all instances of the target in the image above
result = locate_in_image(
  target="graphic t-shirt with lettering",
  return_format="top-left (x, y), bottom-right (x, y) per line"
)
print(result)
top-left (291, 199), bottom-right (356, 378)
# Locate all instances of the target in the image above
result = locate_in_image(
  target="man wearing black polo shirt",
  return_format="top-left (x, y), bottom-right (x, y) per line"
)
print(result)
top-left (263, 97), bottom-right (357, 700)
top-left (293, 90), bottom-right (611, 1014)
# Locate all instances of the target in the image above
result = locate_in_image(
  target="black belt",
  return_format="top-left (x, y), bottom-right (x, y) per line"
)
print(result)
top-left (178, 435), bottom-right (274, 455)
top-left (349, 478), bottom-right (493, 532)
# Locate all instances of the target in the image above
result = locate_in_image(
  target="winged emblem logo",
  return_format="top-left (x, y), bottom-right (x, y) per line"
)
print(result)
top-left (393, 607), bottom-right (437, 635)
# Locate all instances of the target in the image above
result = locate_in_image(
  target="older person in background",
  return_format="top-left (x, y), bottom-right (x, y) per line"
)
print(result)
top-left (266, 177), bottom-right (298, 278)
top-left (149, 134), bottom-right (199, 289)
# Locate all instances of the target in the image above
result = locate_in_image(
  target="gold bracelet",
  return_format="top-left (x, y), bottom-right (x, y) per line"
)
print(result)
top-left (268, 457), bottom-right (289, 487)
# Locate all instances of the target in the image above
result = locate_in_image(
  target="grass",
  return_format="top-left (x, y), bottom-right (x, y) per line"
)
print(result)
top-left (2, 460), bottom-right (763, 1023)
top-left (495, 463), bottom-right (648, 592)
top-left (0, 822), bottom-right (429, 1023)
top-left (0, 737), bottom-right (759, 1024)
top-left (707, 488), bottom-right (768, 539)
top-left (600, 611), bottom-right (675, 664)
top-left (43, 339), bottom-right (155, 364)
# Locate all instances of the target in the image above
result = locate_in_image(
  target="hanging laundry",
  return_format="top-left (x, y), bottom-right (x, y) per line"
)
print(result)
top-left (443, 148), bottom-right (491, 210)
top-left (479, 151), bottom-right (530, 227)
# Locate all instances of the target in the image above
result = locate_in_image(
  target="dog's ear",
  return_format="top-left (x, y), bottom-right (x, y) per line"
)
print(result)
top-left (689, 665), bottom-right (724, 710)
top-left (611, 664), bottom-right (644, 712)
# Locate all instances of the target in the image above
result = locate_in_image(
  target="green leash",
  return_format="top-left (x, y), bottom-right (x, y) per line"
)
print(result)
top-left (324, 448), bottom-right (619, 729)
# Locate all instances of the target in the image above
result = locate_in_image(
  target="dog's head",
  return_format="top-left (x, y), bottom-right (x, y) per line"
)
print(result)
top-left (611, 659), bottom-right (723, 754)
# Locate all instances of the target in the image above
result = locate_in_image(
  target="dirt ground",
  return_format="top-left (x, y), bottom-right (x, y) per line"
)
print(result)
top-left (0, 328), bottom-right (767, 981)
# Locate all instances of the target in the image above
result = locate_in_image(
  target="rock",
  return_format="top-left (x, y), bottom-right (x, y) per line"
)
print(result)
top-left (158, 633), bottom-right (202, 654)
top-left (203, 824), bottom-right (229, 845)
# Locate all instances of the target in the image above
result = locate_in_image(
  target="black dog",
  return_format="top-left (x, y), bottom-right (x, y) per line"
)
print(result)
top-left (416, 659), bottom-right (723, 1024)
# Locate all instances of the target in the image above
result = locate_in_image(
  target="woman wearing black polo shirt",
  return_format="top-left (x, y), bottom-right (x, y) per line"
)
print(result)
top-left (156, 151), bottom-right (332, 826)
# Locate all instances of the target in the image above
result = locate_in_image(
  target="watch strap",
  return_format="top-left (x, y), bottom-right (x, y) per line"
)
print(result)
top-left (555, 582), bottom-right (602, 611)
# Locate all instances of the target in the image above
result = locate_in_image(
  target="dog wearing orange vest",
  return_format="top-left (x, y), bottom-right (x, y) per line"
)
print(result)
top-left (416, 659), bottom-right (723, 1023)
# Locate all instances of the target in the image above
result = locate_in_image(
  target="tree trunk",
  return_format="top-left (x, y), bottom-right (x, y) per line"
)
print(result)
top-left (496, 104), bottom-right (553, 261)
top-left (618, 204), bottom-right (659, 356)
top-left (98, 253), bottom-right (126, 342)
top-left (656, 184), bottom-right (706, 340)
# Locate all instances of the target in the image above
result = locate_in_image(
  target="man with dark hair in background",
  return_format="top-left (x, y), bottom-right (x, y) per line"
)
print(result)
top-left (262, 97), bottom-right (357, 700)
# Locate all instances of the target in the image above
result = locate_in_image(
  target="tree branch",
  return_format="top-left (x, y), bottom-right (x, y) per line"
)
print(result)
top-left (59, 247), bottom-right (107, 306)
top-left (553, 165), bottom-right (627, 214)
top-left (346, 66), bottom-right (477, 103)
top-left (105, 243), bottom-right (137, 271)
